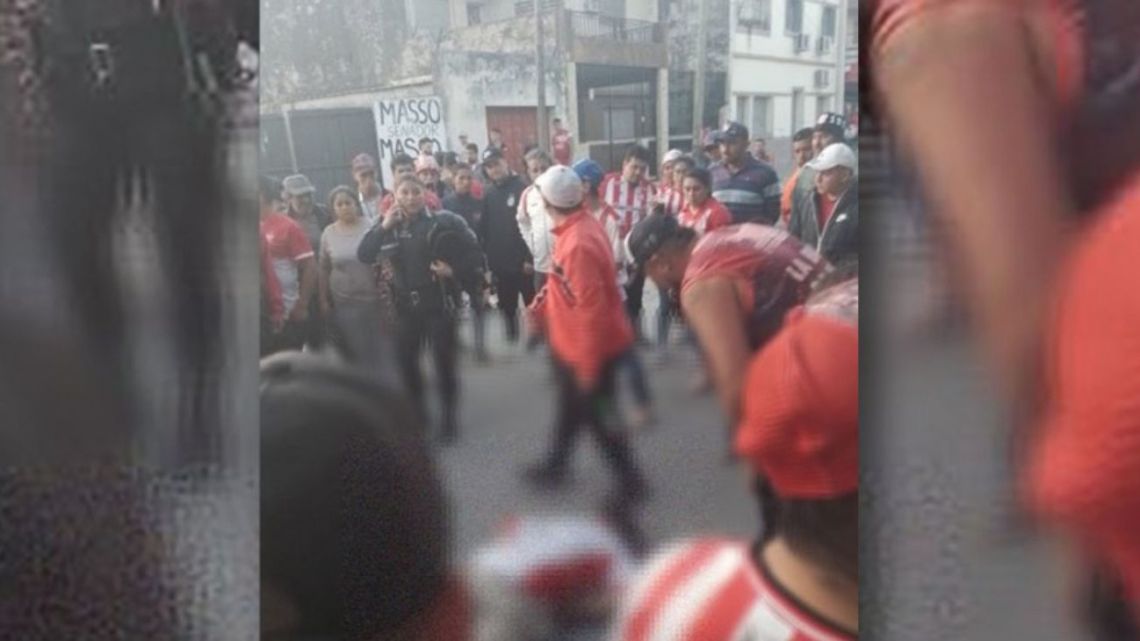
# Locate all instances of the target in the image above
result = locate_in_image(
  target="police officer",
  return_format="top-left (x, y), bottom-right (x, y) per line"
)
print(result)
top-left (358, 175), bottom-right (478, 443)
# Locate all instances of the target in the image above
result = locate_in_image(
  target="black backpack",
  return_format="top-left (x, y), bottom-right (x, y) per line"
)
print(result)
top-left (428, 211), bottom-right (486, 295)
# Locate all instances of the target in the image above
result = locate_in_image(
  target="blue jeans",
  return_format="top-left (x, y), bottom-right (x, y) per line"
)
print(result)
top-left (617, 347), bottom-right (651, 407)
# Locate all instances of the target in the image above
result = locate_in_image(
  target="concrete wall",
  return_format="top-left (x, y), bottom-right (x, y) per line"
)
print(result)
top-left (725, 0), bottom-right (846, 168)
top-left (436, 50), bottom-right (568, 151)
top-left (262, 0), bottom-right (415, 107)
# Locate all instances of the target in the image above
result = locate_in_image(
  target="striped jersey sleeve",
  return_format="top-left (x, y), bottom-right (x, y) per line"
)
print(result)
top-left (614, 539), bottom-right (857, 641)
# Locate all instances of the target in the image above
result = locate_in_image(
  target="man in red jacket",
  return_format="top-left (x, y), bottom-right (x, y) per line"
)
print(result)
top-left (522, 166), bottom-right (650, 503)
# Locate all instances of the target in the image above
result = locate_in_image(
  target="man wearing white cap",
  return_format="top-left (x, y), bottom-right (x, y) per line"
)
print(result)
top-left (522, 166), bottom-right (650, 503)
top-left (788, 142), bottom-right (858, 267)
top-left (656, 149), bottom-right (686, 216)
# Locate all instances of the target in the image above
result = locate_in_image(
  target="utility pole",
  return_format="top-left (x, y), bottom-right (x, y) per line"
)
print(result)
top-left (536, 0), bottom-right (549, 151)
top-left (692, 0), bottom-right (709, 147)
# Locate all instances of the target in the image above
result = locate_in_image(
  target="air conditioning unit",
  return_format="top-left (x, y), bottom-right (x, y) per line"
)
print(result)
top-left (792, 33), bottom-right (811, 53)
top-left (813, 69), bottom-right (830, 88)
top-left (817, 35), bottom-right (833, 54)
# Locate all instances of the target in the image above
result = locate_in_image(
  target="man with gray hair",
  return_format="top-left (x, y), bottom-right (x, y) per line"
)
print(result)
top-left (788, 142), bottom-right (858, 268)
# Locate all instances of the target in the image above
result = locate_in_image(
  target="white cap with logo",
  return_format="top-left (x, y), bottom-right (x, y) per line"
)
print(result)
top-left (806, 143), bottom-right (857, 172)
top-left (535, 165), bottom-right (586, 209)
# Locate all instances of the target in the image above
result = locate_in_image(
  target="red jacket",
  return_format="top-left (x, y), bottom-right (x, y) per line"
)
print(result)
top-left (531, 211), bottom-right (634, 389)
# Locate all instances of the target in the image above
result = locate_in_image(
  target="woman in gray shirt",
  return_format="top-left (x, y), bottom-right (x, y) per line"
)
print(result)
top-left (319, 186), bottom-right (394, 384)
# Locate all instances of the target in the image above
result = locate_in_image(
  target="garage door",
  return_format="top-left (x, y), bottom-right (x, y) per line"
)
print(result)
top-left (485, 106), bottom-right (549, 174)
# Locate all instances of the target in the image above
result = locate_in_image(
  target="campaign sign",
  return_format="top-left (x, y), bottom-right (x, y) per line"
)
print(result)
top-left (373, 97), bottom-right (448, 189)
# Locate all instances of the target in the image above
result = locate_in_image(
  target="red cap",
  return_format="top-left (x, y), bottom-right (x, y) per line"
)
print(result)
top-left (735, 279), bottom-right (858, 499)
top-left (1025, 178), bottom-right (1140, 599)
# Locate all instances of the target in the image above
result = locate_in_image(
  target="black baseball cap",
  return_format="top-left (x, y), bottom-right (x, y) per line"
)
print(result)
top-left (481, 147), bottom-right (504, 163)
top-left (625, 209), bottom-right (680, 268)
top-left (720, 121), bottom-right (750, 142)
top-left (815, 112), bottom-right (846, 140)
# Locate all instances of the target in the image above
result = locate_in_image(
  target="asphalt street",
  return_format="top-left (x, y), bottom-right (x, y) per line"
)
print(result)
top-left (432, 300), bottom-right (757, 559)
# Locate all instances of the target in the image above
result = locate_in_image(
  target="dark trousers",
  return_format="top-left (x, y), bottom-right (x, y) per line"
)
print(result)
top-left (657, 287), bottom-right (679, 347)
top-left (625, 270), bottom-right (646, 337)
top-left (617, 347), bottom-right (652, 407)
top-left (260, 317), bottom-right (306, 357)
top-left (470, 294), bottom-right (487, 355)
top-left (494, 269), bottom-right (536, 342)
top-left (395, 308), bottom-right (459, 434)
top-left (544, 357), bottom-right (646, 491)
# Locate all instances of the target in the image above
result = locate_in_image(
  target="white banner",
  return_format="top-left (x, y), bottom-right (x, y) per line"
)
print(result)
top-left (372, 96), bottom-right (448, 190)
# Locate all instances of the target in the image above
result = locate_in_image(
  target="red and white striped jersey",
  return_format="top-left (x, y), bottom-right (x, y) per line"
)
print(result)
top-left (601, 173), bottom-right (658, 238)
top-left (657, 186), bottom-right (685, 217)
top-left (614, 538), bottom-right (856, 641)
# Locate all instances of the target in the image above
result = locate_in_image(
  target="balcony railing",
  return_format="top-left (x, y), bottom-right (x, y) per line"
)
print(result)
top-left (566, 11), bottom-right (662, 44)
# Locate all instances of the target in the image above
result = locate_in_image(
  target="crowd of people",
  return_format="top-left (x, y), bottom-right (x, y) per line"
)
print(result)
top-left (260, 112), bottom-right (861, 639)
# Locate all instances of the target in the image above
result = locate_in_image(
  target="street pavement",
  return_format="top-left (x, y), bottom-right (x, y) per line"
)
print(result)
top-left (433, 301), bottom-right (757, 559)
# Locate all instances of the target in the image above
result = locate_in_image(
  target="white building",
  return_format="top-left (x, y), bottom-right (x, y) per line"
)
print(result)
top-left (727, 0), bottom-right (849, 173)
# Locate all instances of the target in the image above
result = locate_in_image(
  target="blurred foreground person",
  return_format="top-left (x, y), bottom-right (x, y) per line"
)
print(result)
top-left (260, 353), bottom-right (470, 641)
top-left (614, 279), bottom-right (859, 641)
top-left (627, 213), bottom-right (831, 427)
top-left (522, 166), bottom-right (650, 503)
top-left (1023, 179), bottom-right (1140, 634)
top-left (867, 1), bottom-right (1140, 633)
top-left (261, 355), bottom-right (648, 641)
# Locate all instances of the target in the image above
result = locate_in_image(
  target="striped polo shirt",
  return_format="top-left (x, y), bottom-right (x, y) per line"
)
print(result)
top-left (615, 538), bottom-right (857, 641)
top-left (710, 155), bottom-right (782, 225)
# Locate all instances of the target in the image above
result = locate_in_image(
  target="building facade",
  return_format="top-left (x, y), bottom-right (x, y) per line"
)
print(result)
top-left (727, 0), bottom-right (848, 175)
top-left (260, 0), bottom-right (734, 192)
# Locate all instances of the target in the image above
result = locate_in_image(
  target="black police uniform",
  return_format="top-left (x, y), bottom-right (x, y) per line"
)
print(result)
top-left (358, 210), bottom-right (463, 440)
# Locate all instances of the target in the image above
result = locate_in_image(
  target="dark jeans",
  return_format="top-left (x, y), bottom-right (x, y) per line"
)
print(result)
top-left (617, 347), bottom-right (652, 407)
top-left (494, 269), bottom-right (536, 342)
top-left (469, 293), bottom-right (487, 356)
top-left (657, 288), bottom-right (679, 347)
top-left (395, 308), bottom-right (459, 435)
top-left (543, 357), bottom-right (647, 492)
top-left (260, 317), bottom-right (306, 357)
top-left (625, 270), bottom-right (646, 334)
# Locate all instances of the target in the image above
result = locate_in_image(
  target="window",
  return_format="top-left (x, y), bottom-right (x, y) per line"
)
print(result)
top-left (791, 88), bottom-right (804, 131)
top-left (816, 94), bottom-right (831, 117)
top-left (737, 0), bottom-right (772, 33)
top-left (821, 5), bottom-right (836, 37)
top-left (751, 96), bottom-right (772, 137)
top-left (736, 95), bottom-right (748, 123)
top-left (785, 0), bottom-right (803, 34)
top-left (515, 0), bottom-right (557, 16)
top-left (602, 108), bottom-right (637, 140)
top-left (467, 3), bottom-right (482, 24)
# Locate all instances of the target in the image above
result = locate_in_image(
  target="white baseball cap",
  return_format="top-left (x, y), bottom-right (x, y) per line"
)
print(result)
top-left (806, 143), bottom-right (856, 172)
top-left (535, 165), bottom-right (585, 209)
top-left (662, 149), bottom-right (684, 164)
